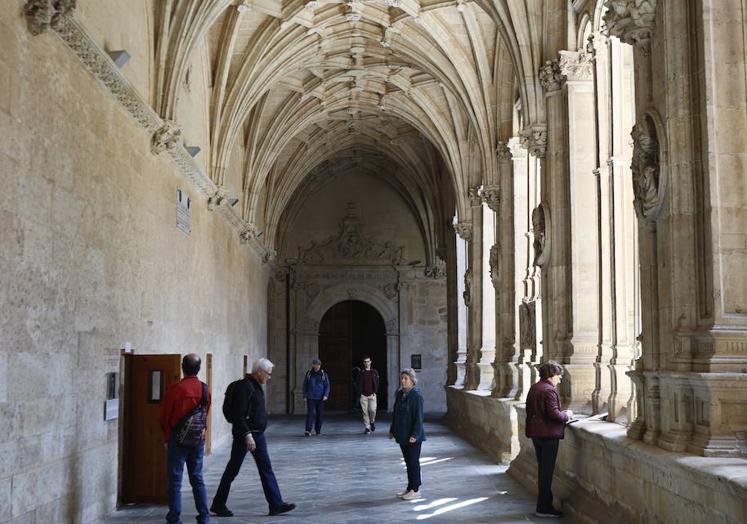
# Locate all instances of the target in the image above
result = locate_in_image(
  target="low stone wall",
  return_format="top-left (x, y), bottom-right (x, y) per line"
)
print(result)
top-left (447, 388), bottom-right (747, 524)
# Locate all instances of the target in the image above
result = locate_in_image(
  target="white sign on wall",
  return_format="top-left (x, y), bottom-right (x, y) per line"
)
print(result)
top-left (176, 189), bottom-right (191, 235)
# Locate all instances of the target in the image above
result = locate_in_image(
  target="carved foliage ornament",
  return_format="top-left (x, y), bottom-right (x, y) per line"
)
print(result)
top-left (602, 0), bottom-right (657, 55)
top-left (453, 221), bottom-right (472, 241)
top-left (481, 185), bottom-right (500, 212)
top-left (630, 118), bottom-right (662, 220)
top-left (468, 186), bottom-right (482, 207)
top-left (558, 50), bottom-right (593, 82)
top-left (532, 203), bottom-right (550, 267)
top-left (24, 0), bottom-right (76, 35)
top-left (151, 120), bottom-right (183, 154)
top-left (424, 257), bottom-right (446, 279)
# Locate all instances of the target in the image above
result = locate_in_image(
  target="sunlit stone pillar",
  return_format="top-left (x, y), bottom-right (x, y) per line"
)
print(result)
top-left (477, 187), bottom-right (498, 391)
top-left (452, 222), bottom-right (471, 387)
top-left (465, 188), bottom-right (483, 390)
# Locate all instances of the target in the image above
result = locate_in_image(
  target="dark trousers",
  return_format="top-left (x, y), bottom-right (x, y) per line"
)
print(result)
top-left (400, 442), bottom-right (422, 492)
top-left (305, 399), bottom-right (325, 433)
top-left (532, 437), bottom-right (560, 512)
top-left (212, 432), bottom-right (283, 511)
top-left (166, 440), bottom-right (209, 524)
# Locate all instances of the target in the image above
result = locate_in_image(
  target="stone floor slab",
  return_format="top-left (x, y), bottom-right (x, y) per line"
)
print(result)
top-left (101, 416), bottom-right (564, 524)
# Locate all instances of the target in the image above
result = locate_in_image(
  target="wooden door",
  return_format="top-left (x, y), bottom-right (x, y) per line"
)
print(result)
top-left (122, 354), bottom-right (181, 504)
top-left (319, 301), bottom-right (353, 410)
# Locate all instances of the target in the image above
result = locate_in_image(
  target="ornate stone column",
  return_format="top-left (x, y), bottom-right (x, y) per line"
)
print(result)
top-left (477, 186), bottom-right (498, 391)
top-left (452, 221), bottom-right (472, 387)
top-left (465, 187), bottom-right (483, 390)
top-left (539, 57), bottom-right (597, 411)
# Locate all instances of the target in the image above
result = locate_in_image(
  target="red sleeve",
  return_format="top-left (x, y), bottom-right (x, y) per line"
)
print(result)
top-left (543, 388), bottom-right (568, 423)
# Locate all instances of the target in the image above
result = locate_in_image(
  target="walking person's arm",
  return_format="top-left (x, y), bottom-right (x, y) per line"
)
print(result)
top-left (409, 393), bottom-right (425, 444)
top-left (323, 372), bottom-right (330, 401)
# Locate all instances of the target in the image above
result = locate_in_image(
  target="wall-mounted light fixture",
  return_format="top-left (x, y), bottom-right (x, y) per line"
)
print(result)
top-left (106, 50), bottom-right (131, 68)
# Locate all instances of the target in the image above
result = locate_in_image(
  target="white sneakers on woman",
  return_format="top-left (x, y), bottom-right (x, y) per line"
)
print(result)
top-left (399, 490), bottom-right (421, 500)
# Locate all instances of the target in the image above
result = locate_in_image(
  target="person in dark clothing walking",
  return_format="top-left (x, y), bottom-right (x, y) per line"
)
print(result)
top-left (303, 357), bottom-right (330, 436)
top-left (211, 358), bottom-right (295, 518)
top-left (389, 368), bottom-right (425, 500)
top-left (160, 353), bottom-right (211, 524)
top-left (357, 356), bottom-right (380, 434)
top-left (525, 360), bottom-right (573, 519)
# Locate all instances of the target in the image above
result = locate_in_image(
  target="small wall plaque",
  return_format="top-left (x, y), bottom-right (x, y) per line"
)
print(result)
top-left (411, 354), bottom-right (422, 370)
top-left (176, 189), bottom-right (191, 235)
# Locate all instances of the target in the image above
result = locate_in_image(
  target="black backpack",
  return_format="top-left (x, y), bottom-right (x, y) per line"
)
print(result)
top-left (222, 377), bottom-right (252, 424)
top-left (173, 382), bottom-right (208, 447)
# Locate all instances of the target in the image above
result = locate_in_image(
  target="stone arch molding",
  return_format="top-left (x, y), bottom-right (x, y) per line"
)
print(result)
top-left (304, 282), bottom-right (399, 337)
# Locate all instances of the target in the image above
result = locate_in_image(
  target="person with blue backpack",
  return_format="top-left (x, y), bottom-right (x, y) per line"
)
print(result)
top-left (303, 358), bottom-right (330, 436)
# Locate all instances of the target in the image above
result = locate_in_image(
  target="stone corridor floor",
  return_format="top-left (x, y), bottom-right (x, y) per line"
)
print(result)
top-left (103, 415), bottom-right (565, 524)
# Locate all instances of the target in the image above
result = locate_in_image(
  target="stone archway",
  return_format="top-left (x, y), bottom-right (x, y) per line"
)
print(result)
top-left (292, 282), bottom-right (400, 413)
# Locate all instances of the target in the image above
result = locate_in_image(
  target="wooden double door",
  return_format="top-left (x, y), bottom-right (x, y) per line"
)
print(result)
top-left (318, 300), bottom-right (387, 411)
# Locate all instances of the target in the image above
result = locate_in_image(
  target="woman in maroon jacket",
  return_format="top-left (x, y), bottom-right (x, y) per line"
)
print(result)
top-left (525, 361), bottom-right (573, 519)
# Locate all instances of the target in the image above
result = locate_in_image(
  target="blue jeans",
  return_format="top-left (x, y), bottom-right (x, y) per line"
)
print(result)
top-left (213, 432), bottom-right (284, 511)
top-left (400, 442), bottom-right (422, 492)
top-left (305, 399), bottom-right (325, 433)
top-left (166, 440), bottom-right (209, 524)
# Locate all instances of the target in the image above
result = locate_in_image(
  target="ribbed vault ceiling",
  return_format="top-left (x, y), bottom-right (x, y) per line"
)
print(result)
top-left (153, 0), bottom-right (537, 262)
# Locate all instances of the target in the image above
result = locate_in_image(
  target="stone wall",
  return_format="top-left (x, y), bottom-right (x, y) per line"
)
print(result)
top-left (447, 389), bottom-right (747, 524)
top-left (0, 5), bottom-right (269, 523)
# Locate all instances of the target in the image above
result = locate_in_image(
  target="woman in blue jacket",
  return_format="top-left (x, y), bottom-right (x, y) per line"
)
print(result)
top-left (389, 368), bottom-right (425, 500)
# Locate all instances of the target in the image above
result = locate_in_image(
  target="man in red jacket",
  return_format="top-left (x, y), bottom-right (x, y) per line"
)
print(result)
top-left (160, 354), bottom-right (212, 524)
top-left (525, 361), bottom-right (573, 519)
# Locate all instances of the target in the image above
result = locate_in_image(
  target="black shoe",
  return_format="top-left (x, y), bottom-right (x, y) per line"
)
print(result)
top-left (535, 508), bottom-right (563, 518)
top-left (269, 503), bottom-right (296, 516)
top-left (371, 423), bottom-right (376, 432)
top-left (315, 430), bottom-right (321, 435)
top-left (304, 431), bottom-right (311, 436)
top-left (210, 505), bottom-right (234, 517)
top-left (364, 428), bottom-right (371, 434)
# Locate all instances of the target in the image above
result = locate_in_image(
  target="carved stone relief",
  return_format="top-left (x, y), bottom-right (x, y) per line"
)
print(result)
top-left (297, 203), bottom-right (404, 265)
top-left (481, 185), bottom-right (500, 213)
top-left (151, 120), bottom-right (183, 154)
top-left (453, 221), bottom-right (472, 241)
top-left (520, 125), bottom-right (547, 159)
top-left (424, 258), bottom-right (446, 279)
top-left (468, 186), bottom-right (482, 207)
top-left (532, 203), bottom-right (550, 267)
top-left (603, 0), bottom-right (657, 55)
top-left (463, 268), bottom-right (472, 308)
top-left (489, 244), bottom-right (501, 288)
top-left (519, 301), bottom-right (536, 351)
top-left (539, 59), bottom-right (565, 93)
top-left (558, 50), bottom-right (593, 82)
top-left (630, 118), bottom-right (662, 220)
top-left (24, 0), bottom-right (76, 35)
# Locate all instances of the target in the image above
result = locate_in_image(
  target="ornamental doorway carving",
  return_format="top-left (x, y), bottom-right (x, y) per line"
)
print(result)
top-left (318, 300), bottom-right (388, 411)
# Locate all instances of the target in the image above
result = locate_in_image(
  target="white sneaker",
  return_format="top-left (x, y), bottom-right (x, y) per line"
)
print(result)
top-left (401, 490), bottom-right (421, 500)
top-left (396, 489), bottom-right (410, 498)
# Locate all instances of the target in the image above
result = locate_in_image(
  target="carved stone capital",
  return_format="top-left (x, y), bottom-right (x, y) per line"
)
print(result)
top-left (453, 221), bottom-right (473, 241)
top-left (520, 125), bottom-right (547, 159)
top-left (481, 185), bottom-right (500, 212)
top-left (539, 59), bottom-right (564, 93)
top-left (496, 141), bottom-right (512, 161)
top-left (263, 250), bottom-right (278, 264)
top-left (240, 224), bottom-right (260, 243)
top-left (507, 136), bottom-right (526, 159)
top-left (151, 120), bottom-right (182, 154)
top-left (468, 186), bottom-right (482, 207)
top-left (24, 0), bottom-right (76, 35)
top-left (602, 0), bottom-right (657, 55)
top-left (558, 50), bottom-right (593, 82)
top-left (424, 258), bottom-right (446, 279)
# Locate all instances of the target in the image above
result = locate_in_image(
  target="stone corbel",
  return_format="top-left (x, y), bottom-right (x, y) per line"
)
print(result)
top-left (602, 0), bottom-right (657, 55)
top-left (481, 185), bottom-right (500, 213)
top-left (539, 59), bottom-right (565, 94)
top-left (558, 50), bottom-right (593, 82)
top-left (520, 125), bottom-right (547, 159)
top-left (453, 221), bottom-right (473, 241)
top-left (24, 0), bottom-right (76, 35)
top-left (151, 120), bottom-right (182, 154)
top-left (468, 186), bottom-right (482, 208)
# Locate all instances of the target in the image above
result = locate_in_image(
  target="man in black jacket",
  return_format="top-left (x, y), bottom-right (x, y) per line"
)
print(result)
top-left (210, 358), bottom-right (295, 517)
top-left (357, 356), bottom-right (380, 434)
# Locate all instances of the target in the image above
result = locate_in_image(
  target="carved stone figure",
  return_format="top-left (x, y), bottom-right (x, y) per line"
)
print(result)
top-left (519, 301), bottom-right (536, 351)
top-left (24, 0), bottom-right (76, 35)
top-left (453, 221), bottom-right (472, 241)
top-left (489, 244), bottom-right (501, 287)
top-left (603, 0), bottom-right (657, 55)
top-left (630, 120), bottom-right (661, 220)
top-left (481, 185), bottom-right (500, 213)
top-left (463, 268), bottom-right (472, 308)
top-left (532, 204), bottom-right (549, 266)
top-left (520, 125), bottom-right (547, 159)
top-left (539, 59), bottom-right (565, 92)
top-left (151, 120), bottom-right (182, 154)
top-left (468, 186), bottom-right (482, 207)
